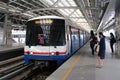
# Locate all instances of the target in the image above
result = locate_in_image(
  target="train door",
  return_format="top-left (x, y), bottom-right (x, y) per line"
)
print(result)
top-left (84, 31), bottom-right (87, 43)
top-left (69, 26), bottom-right (72, 53)
top-left (79, 30), bottom-right (82, 47)
top-left (70, 27), bottom-right (79, 53)
top-left (83, 31), bottom-right (85, 44)
top-left (80, 30), bottom-right (84, 46)
top-left (65, 26), bottom-right (71, 54)
top-left (78, 30), bottom-right (81, 48)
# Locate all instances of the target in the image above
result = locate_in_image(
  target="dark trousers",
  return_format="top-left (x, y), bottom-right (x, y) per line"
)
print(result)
top-left (110, 42), bottom-right (114, 53)
top-left (90, 43), bottom-right (95, 55)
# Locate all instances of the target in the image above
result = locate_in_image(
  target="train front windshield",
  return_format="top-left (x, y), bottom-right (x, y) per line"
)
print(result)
top-left (26, 19), bottom-right (65, 46)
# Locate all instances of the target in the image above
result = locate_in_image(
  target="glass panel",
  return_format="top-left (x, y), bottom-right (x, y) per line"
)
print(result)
top-left (61, 0), bottom-right (70, 7)
top-left (77, 19), bottom-right (87, 23)
top-left (71, 18), bottom-right (78, 22)
top-left (65, 9), bottom-right (72, 14)
top-left (76, 9), bottom-right (84, 17)
top-left (58, 9), bottom-right (68, 16)
top-left (68, 0), bottom-right (77, 6)
top-left (26, 19), bottom-right (65, 46)
top-left (57, 2), bottom-right (64, 7)
top-left (40, 0), bottom-right (54, 6)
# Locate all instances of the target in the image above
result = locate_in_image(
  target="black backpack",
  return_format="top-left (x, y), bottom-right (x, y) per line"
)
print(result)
top-left (113, 38), bottom-right (116, 43)
top-left (93, 36), bottom-right (97, 44)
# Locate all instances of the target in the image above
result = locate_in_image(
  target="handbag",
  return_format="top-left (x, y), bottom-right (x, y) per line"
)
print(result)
top-left (96, 45), bottom-right (100, 53)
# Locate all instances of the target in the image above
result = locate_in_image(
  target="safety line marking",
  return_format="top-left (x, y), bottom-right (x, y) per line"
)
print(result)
top-left (62, 54), bottom-right (81, 80)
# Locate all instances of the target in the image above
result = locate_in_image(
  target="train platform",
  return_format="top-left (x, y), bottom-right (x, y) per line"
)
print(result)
top-left (46, 40), bottom-right (120, 80)
top-left (0, 43), bottom-right (24, 61)
top-left (0, 43), bottom-right (24, 53)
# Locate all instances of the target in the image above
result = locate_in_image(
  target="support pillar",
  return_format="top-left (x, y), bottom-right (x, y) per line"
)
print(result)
top-left (115, 9), bottom-right (120, 57)
top-left (3, 14), bottom-right (12, 45)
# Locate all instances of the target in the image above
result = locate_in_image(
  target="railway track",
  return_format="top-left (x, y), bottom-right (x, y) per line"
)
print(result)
top-left (0, 56), bottom-right (33, 80)
top-left (0, 56), bottom-right (58, 80)
top-left (0, 56), bottom-right (24, 68)
top-left (20, 64), bottom-right (57, 80)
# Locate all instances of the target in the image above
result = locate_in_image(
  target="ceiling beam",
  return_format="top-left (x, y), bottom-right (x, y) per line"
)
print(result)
top-left (12, 1), bottom-right (31, 10)
top-left (51, 0), bottom-right (61, 7)
top-left (26, 7), bottom-right (79, 12)
top-left (32, 0), bottom-right (46, 7)
top-left (69, 17), bottom-right (84, 18)
top-left (85, 6), bottom-right (99, 10)
top-left (21, 0), bottom-right (38, 9)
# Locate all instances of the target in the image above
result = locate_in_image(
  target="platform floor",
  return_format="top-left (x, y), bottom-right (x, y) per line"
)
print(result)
top-left (46, 40), bottom-right (120, 80)
top-left (0, 43), bottom-right (24, 52)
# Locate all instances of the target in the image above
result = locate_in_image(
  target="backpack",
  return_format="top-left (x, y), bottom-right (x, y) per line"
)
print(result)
top-left (113, 38), bottom-right (116, 43)
top-left (93, 36), bottom-right (97, 44)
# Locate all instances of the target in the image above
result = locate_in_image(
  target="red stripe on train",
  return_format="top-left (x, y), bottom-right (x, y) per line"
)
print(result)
top-left (24, 51), bottom-right (67, 55)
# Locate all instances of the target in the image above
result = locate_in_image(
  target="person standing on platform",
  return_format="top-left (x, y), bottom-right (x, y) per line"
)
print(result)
top-left (89, 30), bottom-right (97, 56)
top-left (110, 33), bottom-right (116, 53)
top-left (97, 32), bottom-right (106, 68)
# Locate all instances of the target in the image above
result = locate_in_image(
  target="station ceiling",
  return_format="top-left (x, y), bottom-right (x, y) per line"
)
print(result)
top-left (0, 0), bottom-right (110, 32)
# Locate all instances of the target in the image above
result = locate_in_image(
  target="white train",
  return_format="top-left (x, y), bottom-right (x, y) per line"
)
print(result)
top-left (12, 30), bottom-right (26, 43)
top-left (24, 16), bottom-right (89, 66)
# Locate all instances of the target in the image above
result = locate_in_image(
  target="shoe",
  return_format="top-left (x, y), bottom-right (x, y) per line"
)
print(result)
top-left (96, 66), bottom-right (102, 68)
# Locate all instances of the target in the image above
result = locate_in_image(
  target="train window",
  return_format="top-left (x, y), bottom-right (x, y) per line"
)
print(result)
top-left (26, 19), bottom-right (65, 46)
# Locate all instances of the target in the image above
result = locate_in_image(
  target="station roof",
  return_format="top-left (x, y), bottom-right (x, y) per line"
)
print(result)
top-left (0, 0), bottom-right (111, 32)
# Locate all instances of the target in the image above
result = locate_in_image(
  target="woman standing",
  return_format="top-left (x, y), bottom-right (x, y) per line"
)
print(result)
top-left (110, 33), bottom-right (116, 53)
top-left (89, 30), bottom-right (97, 56)
top-left (97, 32), bottom-right (106, 68)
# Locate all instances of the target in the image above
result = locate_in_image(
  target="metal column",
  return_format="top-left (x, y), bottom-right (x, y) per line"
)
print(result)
top-left (2, 14), bottom-right (12, 45)
top-left (2, 14), bottom-right (8, 45)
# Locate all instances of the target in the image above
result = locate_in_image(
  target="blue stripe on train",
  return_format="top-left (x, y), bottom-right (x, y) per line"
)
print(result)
top-left (24, 54), bottom-right (69, 66)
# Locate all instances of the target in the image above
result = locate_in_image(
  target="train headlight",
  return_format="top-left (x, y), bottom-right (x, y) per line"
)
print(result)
top-left (51, 52), bottom-right (55, 55)
top-left (30, 51), bottom-right (33, 54)
top-left (51, 51), bottom-right (59, 56)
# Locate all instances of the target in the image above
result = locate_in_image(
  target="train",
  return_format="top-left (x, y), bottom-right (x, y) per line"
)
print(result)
top-left (12, 30), bottom-right (26, 43)
top-left (24, 16), bottom-right (90, 66)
